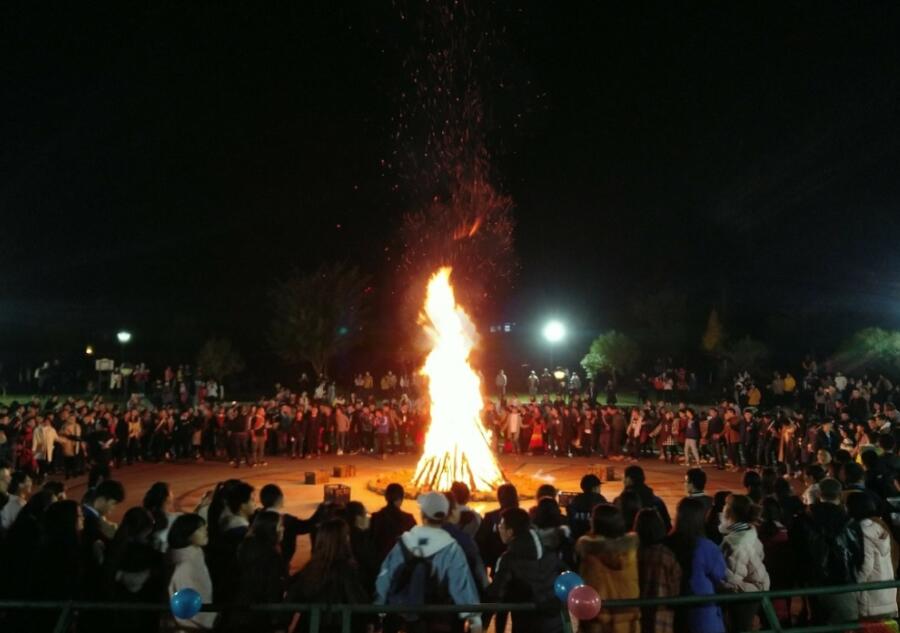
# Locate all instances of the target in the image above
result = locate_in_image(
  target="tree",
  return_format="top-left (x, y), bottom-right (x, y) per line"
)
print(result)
top-left (723, 336), bottom-right (770, 375)
top-left (581, 331), bottom-right (640, 380)
top-left (196, 337), bottom-right (245, 382)
top-left (269, 262), bottom-right (371, 378)
top-left (701, 309), bottom-right (725, 354)
top-left (834, 327), bottom-right (900, 374)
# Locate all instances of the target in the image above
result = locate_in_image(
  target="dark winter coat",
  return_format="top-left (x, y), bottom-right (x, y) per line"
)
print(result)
top-left (790, 502), bottom-right (864, 586)
top-left (486, 530), bottom-right (565, 633)
top-left (370, 504), bottom-right (416, 564)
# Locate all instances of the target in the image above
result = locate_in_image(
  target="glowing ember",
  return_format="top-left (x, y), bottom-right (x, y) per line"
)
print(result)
top-left (412, 267), bottom-right (506, 492)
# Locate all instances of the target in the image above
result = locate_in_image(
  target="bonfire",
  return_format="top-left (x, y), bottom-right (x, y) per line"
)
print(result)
top-left (411, 267), bottom-right (506, 492)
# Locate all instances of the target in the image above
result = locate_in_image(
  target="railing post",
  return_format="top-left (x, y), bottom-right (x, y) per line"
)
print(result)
top-left (340, 605), bottom-right (351, 633)
top-left (758, 595), bottom-right (783, 633)
top-left (52, 602), bottom-right (73, 633)
top-left (560, 608), bottom-right (575, 633)
top-left (308, 605), bottom-right (321, 633)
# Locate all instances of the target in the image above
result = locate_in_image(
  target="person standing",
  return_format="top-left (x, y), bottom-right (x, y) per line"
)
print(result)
top-left (634, 509), bottom-right (682, 633)
top-left (706, 408), bottom-right (725, 470)
top-left (81, 480), bottom-right (126, 602)
top-left (370, 483), bottom-right (417, 564)
top-left (59, 414), bottom-right (84, 477)
top-left (758, 498), bottom-right (794, 627)
top-left (226, 407), bottom-right (249, 467)
top-left (723, 409), bottom-right (742, 470)
top-left (210, 481), bottom-right (255, 604)
top-left (290, 406), bottom-right (307, 459)
top-left (576, 504), bottom-right (641, 633)
top-left (496, 370), bottom-right (508, 398)
top-left (485, 507), bottom-right (565, 633)
top-left (846, 492), bottom-right (898, 620)
top-left (527, 371), bottom-right (539, 398)
top-left (376, 492), bottom-right (482, 633)
top-left (567, 474), bottom-right (607, 542)
top-left (719, 495), bottom-right (770, 632)
top-left (222, 511), bottom-right (287, 633)
top-left (335, 404), bottom-right (351, 455)
top-left (288, 518), bottom-right (373, 633)
top-left (0, 471), bottom-right (32, 530)
top-left (373, 407), bottom-right (391, 458)
top-left (249, 407), bottom-right (268, 467)
top-left (790, 478), bottom-right (863, 625)
top-left (683, 468), bottom-right (713, 515)
top-left (609, 406), bottom-right (627, 460)
top-left (32, 416), bottom-right (59, 478)
top-left (102, 507), bottom-right (164, 633)
top-left (507, 405), bottom-right (522, 455)
top-left (476, 483), bottom-right (520, 573)
top-left (168, 514), bottom-right (217, 630)
top-left (304, 402), bottom-right (321, 459)
top-left (665, 498), bottom-right (726, 633)
top-left (683, 409), bottom-right (701, 467)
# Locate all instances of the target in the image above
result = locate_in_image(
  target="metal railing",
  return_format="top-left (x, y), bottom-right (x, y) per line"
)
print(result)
top-left (1, 579), bottom-right (899, 633)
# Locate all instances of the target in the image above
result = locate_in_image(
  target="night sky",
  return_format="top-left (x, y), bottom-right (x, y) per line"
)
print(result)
top-left (3, 2), bottom-right (900, 381)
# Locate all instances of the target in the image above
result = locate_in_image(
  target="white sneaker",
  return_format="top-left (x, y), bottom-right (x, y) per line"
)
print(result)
top-left (337, 449), bottom-right (344, 455)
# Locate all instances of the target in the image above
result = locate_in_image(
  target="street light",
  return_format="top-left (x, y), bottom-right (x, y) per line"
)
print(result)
top-left (117, 330), bottom-right (131, 398)
top-left (542, 320), bottom-right (566, 344)
top-left (542, 320), bottom-right (566, 372)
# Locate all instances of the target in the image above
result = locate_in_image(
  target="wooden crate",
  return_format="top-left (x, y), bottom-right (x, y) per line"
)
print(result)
top-left (332, 464), bottom-right (357, 478)
top-left (304, 470), bottom-right (330, 485)
top-left (324, 483), bottom-right (351, 505)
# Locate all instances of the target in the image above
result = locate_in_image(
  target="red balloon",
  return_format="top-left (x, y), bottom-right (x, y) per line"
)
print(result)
top-left (567, 584), bottom-right (602, 620)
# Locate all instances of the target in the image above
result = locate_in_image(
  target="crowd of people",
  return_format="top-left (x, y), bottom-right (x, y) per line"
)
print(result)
top-left (5, 358), bottom-right (899, 480)
top-left (1, 358), bottom-right (900, 631)
top-left (2, 455), bottom-right (900, 633)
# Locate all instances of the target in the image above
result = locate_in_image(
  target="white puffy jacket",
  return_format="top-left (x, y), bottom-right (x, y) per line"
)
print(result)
top-left (720, 526), bottom-right (771, 592)
top-left (857, 518), bottom-right (898, 619)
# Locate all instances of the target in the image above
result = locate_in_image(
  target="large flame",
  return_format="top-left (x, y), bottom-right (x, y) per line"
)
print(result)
top-left (412, 268), bottom-right (506, 492)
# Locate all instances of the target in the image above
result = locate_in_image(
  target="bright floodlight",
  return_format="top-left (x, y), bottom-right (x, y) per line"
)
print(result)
top-left (543, 320), bottom-right (566, 343)
top-left (117, 330), bottom-right (132, 344)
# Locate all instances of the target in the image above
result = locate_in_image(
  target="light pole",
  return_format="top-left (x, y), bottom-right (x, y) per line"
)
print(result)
top-left (117, 330), bottom-right (131, 398)
top-left (85, 345), bottom-right (95, 394)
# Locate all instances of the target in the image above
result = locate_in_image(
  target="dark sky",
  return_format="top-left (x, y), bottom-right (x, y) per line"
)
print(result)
top-left (3, 2), bottom-right (900, 374)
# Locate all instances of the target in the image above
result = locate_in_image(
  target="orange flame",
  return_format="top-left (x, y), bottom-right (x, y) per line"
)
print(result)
top-left (412, 267), bottom-right (505, 492)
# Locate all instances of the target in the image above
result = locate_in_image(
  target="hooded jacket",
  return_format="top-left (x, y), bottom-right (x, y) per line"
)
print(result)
top-left (856, 518), bottom-right (898, 618)
top-left (536, 524), bottom-right (574, 566)
top-left (168, 545), bottom-right (216, 630)
top-left (576, 533), bottom-right (640, 633)
top-left (375, 525), bottom-right (481, 623)
top-left (720, 525), bottom-right (770, 592)
top-left (486, 529), bottom-right (565, 633)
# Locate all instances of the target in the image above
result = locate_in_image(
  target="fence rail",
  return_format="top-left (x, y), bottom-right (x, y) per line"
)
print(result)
top-left (2, 579), bottom-right (900, 633)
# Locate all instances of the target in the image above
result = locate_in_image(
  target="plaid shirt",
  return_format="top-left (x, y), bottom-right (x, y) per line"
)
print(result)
top-left (638, 544), bottom-right (682, 633)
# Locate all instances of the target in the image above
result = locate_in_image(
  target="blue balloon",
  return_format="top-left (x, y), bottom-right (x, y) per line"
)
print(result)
top-left (170, 588), bottom-right (203, 619)
top-left (554, 571), bottom-right (585, 602)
